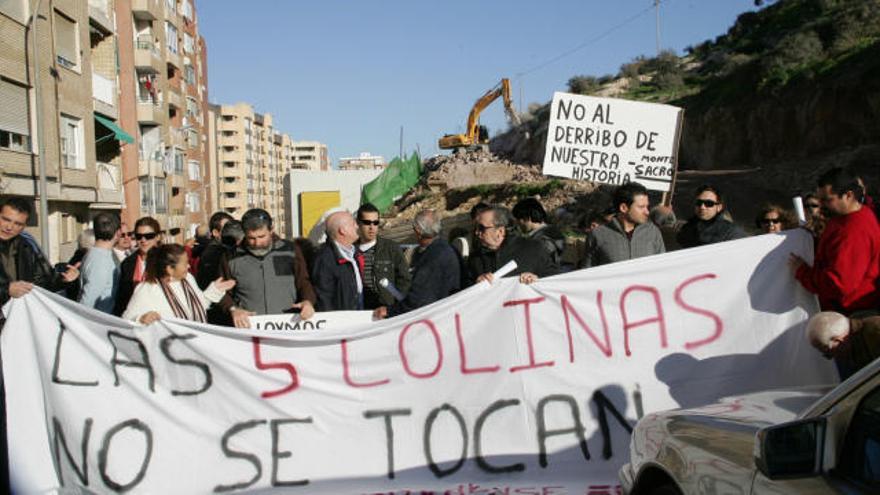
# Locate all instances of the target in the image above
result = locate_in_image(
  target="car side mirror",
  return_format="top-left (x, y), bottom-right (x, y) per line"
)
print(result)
top-left (754, 417), bottom-right (825, 479)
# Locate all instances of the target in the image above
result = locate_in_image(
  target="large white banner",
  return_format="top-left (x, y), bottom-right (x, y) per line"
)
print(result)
top-left (3, 230), bottom-right (836, 494)
top-left (542, 92), bottom-right (683, 192)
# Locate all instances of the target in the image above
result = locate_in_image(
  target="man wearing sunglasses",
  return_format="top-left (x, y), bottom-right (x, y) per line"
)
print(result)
top-left (355, 203), bottom-right (410, 310)
top-left (468, 205), bottom-right (558, 285)
top-left (676, 184), bottom-right (746, 248)
top-left (790, 168), bottom-right (880, 316)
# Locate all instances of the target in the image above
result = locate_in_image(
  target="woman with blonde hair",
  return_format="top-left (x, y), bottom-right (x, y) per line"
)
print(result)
top-left (123, 243), bottom-right (235, 325)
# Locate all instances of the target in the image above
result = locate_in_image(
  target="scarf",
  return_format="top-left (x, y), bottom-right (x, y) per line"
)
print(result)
top-left (158, 278), bottom-right (206, 322)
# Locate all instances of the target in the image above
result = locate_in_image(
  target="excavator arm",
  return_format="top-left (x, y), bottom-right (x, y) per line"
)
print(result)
top-left (439, 78), bottom-right (521, 151)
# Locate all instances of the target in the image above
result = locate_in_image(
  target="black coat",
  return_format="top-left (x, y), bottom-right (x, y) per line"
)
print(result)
top-left (467, 234), bottom-right (559, 284)
top-left (676, 215), bottom-right (747, 249)
top-left (360, 237), bottom-right (411, 309)
top-left (388, 239), bottom-right (460, 317)
top-left (312, 243), bottom-right (361, 312)
top-left (113, 252), bottom-right (140, 316)
top-left (0, 236), bottom-right (68, 307)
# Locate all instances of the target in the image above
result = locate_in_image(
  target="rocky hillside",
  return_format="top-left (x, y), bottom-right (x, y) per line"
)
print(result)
top-left (492, 0), bottom-right (880, 224)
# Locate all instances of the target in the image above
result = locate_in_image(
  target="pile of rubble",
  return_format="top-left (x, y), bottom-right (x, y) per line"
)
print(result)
top-left (381, 150), bottom-right (604, 241)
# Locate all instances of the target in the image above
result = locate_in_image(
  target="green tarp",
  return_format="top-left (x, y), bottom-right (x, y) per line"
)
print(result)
top-left (360, 153), bottom-right (422, 213)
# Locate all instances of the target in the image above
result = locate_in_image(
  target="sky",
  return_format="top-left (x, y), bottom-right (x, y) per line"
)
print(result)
top-left (198, 0), bottom-right (760, 167)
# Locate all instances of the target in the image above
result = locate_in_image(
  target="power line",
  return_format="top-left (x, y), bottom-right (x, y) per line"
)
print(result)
top-left (515, 0), bottom-right (664, 79)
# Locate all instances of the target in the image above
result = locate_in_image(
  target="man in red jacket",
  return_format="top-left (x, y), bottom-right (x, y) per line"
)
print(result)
top-left (790, 168), bottom-right (880, 315)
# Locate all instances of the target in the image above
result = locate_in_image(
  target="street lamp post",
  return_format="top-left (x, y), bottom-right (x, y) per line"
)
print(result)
top-left (29, 0), bottom-right (49, 255)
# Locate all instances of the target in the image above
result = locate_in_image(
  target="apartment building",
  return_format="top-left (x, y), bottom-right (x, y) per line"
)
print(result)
top-left (338, 152), bottom-right (386, 171)
top-left (120, 0), bottom-right (210, 242)
top-left (291, 140), bottom-right (330, 171)
top-left (0, 0), bottom-right (210, 262)
top-left (212, 103), bottom-right (296, 237)
top-left (0, 0), bottom-right (131, 263)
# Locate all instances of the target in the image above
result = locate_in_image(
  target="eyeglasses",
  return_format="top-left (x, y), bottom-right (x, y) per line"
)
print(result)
top-left (694, 199), bottom-right (719, 208)
top-left (761, 218), bottom-right (782, 225)
top-left (121, 232), bottom-right (133, 238)
top-left (134, 232), bottom-right (158, 241)
top-left (805, 203), bottom-right (820, 209)
top-left (358, 219), bottom-right (380, 226)
top-left (475, 224), bottom-right (499, 233)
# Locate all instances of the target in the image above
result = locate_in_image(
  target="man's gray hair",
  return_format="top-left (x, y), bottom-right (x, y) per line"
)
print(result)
top-left (806, 311), bottom-right (850, 348)
top-left (649, 206), bottom-right (677, 227)
top-left (489, 206), bottom-right (512, 228)
top-left (414, 209), bottom-right (442, 238)
top-left (77, 229), bottom-right (95, 249)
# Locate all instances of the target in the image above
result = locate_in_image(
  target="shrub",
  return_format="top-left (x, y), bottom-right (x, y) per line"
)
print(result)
top-left (567, 75), bottom-right (599, 95)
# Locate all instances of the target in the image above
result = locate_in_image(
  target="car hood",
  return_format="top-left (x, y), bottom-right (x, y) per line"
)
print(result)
top-left (661, 385), bottom-right (834, 427)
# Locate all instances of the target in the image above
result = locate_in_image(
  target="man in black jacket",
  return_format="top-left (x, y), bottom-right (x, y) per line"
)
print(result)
top-left (374, 210), bottom-right (460, 318)
top-left (196, 211), bottom-right (234, 290)
top-left (312, 211), bottom-right (364, 311)
top-left (677, 185), bottom-right (746, 248)
top-left (0, 197), bottom-right (79, 310)
top-left (355, 203), bottom-right (410, 309)
top-left (468, 205), bottom-right (558, 285)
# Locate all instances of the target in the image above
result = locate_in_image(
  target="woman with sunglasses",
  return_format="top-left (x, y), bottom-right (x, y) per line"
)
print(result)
top-left (113, 217), bottom-right (163, 316)
top-left (123, 244), bottom-right (235, 324)
top-left (677, 184), bottom-right (746, 248)
top-left (754, 203), bottom-right (795, 234)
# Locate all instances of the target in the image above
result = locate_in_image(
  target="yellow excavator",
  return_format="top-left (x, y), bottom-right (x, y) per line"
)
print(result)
top-left (439, 78), bottom-right (521, 152)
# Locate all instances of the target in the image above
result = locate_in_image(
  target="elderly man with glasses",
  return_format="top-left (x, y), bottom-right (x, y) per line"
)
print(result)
top-left (354, 203), bottom-right (410, 310)
top-left (468, 205), bottom-right (558, 285)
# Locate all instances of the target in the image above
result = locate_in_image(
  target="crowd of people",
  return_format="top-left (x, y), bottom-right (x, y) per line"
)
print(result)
top-left (1, 166), bottom-right (879, 375)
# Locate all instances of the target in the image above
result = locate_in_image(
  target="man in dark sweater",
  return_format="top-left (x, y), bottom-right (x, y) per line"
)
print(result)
top-left (355, 203), bottom-right (410, 310)
top-left (468, 206), bottom-right (558, 285)
top-left (374, 209), bottom-right (460, 319)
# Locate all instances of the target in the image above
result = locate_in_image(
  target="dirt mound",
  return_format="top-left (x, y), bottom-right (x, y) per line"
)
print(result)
top-left (381, 150), bottom-right (605, 243)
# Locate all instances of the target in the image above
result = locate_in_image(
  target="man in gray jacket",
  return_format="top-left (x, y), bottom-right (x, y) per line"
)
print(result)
top-left (583, 182), bottom-right (665, 268)
top-left (227, 209), bottom-right (317, 327)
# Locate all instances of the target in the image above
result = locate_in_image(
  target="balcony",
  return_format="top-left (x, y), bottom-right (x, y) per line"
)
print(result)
top-left (91, 72), bottom-right (117, 118)
top-left (96, 162), bottom-right (123, 204)
top-left (137, 101), bottom-right (164, 125)
top-left (132, 0), bottom-right (161, 20)
top-left (134, 39), bottom-right (162, 73)
top-left (166, 88), bottom-right (181, 110)
top-left (137, 158), bottom-right (165, 177)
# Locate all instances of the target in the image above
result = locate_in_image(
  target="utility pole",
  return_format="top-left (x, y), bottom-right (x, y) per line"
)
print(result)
top-left (399, 126), bottom-right (403, 159)
top-left (29, 0), bottom-right (49, 255)
top-left (655, 0), bottom-right (661, 55)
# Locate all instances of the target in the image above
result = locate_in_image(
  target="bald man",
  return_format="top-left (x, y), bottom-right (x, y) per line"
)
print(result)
top-left (311, 211), bottom-right (365, 311)
top-left (807, 311), bottom-right (880, 378)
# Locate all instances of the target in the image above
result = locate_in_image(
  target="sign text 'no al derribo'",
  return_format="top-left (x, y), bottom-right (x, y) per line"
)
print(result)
top-left (542, 92), bottom-right (683, 192)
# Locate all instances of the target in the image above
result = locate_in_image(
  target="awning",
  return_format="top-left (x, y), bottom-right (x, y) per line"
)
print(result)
top-left (94, 114), bottom-right (134, 144)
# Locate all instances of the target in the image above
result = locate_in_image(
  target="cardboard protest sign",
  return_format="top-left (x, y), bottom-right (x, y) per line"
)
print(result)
top-left (2, 230), bottom-right (836, 494)
top-left (542, 92), bottom-right (684, 192)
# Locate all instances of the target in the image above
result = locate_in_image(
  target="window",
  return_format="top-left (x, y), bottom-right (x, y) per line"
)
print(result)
top-left (183, 32), bottom-right (194, 54)
top-left (54, 10), bottom-right (79, 70)
top-left (184, 64), bottom-right (196, 84)
top-left (140, 178), bottom-right (152, 211)
top-left (165, 0), bottom-right (175, 13)
top-left (187, 128), bottom-right (199, 149)
top-left (0, 80), bottom-right (30, 152)
top-left (186, 96), bottom-right (199, 119)
top-left (186, 192), bottom-right (199, 213)
top-left (181, 0), bottom-right (193, 20)
top-left (188, 160), bottom-right (200, 181)
top-left (154, 178), bottom-right (167, 213)
top-left (165, 21), bottom-right (178, 54)
top-left (173, 148), bottom-right (184, 175)
top-left (60, 115), bottom-right (84, 169)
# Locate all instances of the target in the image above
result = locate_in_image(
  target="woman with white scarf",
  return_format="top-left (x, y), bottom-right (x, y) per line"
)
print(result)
top-left (123, 243), bottom-right (235, 325)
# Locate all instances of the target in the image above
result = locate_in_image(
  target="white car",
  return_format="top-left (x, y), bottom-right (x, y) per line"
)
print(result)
top-left (620, 357), bottom-right (880, 494)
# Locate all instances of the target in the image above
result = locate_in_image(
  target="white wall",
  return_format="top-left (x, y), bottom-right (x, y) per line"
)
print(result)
top-left (283, 169), bottom-right (383, 239)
